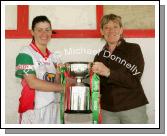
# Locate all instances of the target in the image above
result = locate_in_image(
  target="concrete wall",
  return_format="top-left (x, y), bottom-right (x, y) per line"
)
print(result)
top-left (104, 5), bottom-right (155, 29)
top-left (5, 5), bottom-right (155, 124)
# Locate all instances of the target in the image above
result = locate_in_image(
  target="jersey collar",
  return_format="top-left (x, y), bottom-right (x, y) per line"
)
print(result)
top-left (30, 40), bottom-right (51, 60)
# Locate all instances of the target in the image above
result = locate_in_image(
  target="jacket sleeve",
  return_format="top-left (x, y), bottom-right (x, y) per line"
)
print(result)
top-left (107, 45), bottom-right (144, 89)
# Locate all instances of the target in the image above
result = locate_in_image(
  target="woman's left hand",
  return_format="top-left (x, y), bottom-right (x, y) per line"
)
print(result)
top-left (92, 62), bottom-right (110, 77)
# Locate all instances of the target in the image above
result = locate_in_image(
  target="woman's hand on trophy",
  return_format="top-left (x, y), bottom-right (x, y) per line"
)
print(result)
top-left (55, 63), bottom-right (65, 74)
top-left (92, 62), bottom-right (110, 77)
top-left (66, 77), bottom-right (76, 85)
top-left (56, 83), bottom-right (64, 92)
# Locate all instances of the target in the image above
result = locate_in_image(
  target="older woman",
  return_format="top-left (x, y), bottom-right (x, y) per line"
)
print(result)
top-left (92, 14), bottom-right (149, 124)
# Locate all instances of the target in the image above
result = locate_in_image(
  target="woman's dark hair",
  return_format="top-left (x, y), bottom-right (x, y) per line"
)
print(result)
top-left (31, 15), bottom-right (52, 31)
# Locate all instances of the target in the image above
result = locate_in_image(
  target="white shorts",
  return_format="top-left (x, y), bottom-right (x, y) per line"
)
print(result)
top-left (19, 102), bottom-right (61, 124)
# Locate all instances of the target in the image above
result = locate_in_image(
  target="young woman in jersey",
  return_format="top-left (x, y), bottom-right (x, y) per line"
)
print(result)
top-left (92, 14), bottom-right (149, 123)
top-left (15, 16), bottom-right (63, 124)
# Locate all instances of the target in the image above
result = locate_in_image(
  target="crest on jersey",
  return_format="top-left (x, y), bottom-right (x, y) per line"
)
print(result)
top-left (43, 72), bottom-right (56, 83)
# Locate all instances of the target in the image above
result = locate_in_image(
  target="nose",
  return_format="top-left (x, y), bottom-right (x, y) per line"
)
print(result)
top-left (41, 30), bottom-right (49, 34)
top-left (40, 30), bottom-right (51, 37)
top-left (108, 28), bottom-right (116, 33)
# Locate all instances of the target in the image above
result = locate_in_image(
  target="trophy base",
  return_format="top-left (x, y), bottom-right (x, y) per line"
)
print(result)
top-left (65, 110), bottom-right (92, 114)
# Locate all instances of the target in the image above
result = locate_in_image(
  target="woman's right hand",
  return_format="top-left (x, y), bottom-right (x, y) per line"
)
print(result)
top-left (92, 62), bottom-right (110, 77)
top-left (56, 63), bottom-right (65, 74)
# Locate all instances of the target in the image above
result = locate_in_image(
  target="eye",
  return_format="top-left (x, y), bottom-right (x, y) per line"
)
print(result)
top-left (114, 26), bottom-right (119, 29)
top-left (35, 28), bottom-right (52, 33)
top-left (37, 29), bottom-right (43, 33)
top-left (34, 28), bottom-right (43, 33)
top-left (104, 26), bottom-right (110, 30)
top-left (45, 28), bottom-right (52, 32)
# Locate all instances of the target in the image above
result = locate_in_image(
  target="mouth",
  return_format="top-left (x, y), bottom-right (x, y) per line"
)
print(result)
top-left (107, 35), bottom-right (117, 38)
top-left (41, 38), bottom-right (48, 40)
top-left (109, 33), bottom-right (119, 36)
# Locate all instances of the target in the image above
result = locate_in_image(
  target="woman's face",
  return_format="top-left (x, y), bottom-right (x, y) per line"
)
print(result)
top-left (101, 20), bottom-right (123, 45)
top-left (31, 21), bottom-right (52, 46)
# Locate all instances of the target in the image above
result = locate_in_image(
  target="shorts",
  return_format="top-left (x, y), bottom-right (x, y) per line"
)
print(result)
top-left (19, 102), bottom-right (61, 124)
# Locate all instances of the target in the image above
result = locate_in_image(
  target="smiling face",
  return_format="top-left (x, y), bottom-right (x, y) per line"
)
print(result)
top-left (31, 21), bottom-right (52, 46)
top-left (100, 20), bottom-right (123, 45)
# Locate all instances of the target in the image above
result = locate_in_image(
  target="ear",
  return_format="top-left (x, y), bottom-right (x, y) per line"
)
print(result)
top-left (100, 28), bottom-right (104, 36)
top-left (31, 30), bottom-right (34, 36)
top-left (120, 27), bottom-right (123, 35)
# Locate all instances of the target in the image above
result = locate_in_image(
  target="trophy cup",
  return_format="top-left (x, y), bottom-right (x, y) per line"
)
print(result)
top-left (60, 62), bottom-right (101, 124)
top-left (65, 62), bottom-right (92, 113)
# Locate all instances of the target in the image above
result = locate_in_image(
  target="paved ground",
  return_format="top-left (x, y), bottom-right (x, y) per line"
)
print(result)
top-left (64, 113), bottom-right (92, 124)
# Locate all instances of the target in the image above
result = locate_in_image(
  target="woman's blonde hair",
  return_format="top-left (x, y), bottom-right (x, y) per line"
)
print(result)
top-left (100, 14), bottom-right (122, 29)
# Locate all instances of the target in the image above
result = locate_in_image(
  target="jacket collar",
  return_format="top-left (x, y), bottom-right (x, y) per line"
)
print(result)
top-left (103, 39), bottom-right (126, 51)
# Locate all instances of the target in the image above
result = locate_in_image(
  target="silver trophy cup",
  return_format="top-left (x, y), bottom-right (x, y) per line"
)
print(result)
top-left (65, 62), bottom-right (92, 113)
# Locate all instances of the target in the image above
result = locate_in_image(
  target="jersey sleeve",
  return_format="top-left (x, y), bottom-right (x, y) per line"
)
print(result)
top-left (15, 53), bottom-right (36, 78)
